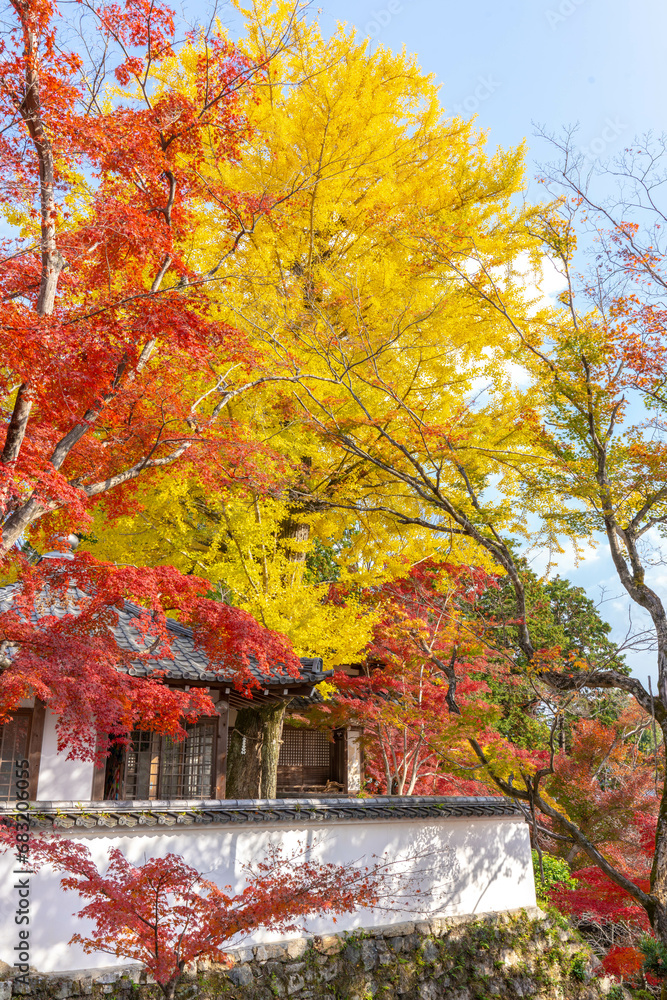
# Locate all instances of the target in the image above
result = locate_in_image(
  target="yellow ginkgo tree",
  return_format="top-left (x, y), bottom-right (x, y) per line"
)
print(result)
top-left (78, 2), bottom-right (551, 796)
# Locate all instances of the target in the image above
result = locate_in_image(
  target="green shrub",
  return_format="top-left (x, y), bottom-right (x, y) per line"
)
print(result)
top-left (640, 934), bottom-right (667, 980)
top-left (606, 986), bottom-right (625, 1000)
top-left (531, 850), bottom-right (576, 904)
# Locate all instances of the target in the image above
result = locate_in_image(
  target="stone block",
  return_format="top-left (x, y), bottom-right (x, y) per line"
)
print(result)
top-left (316, 965), bottom-right (339, 984)
top-left (396, 966), bottom-right (414, 995)
top-left (255, 943), bottom-right (287, 962)
top-left (95, 974), bottom-right (122, 985)
top-left (419, 983), bottom-right (442, 1000)
top-left (285, 939), bottom-right (308, 961)
top-left (314, 935), bottom-right (342, 956)
top-left (262, 961), bottom-right (284, 980)
top-left (230, 947), bottom-right (254, 965)
top-left (0, 983), bottom-right (11, 1000)
top-left (79, 977), bottom-right (93, 996)
top-left (414, 921), bottom-right (431, 936)
top-left (473, 959), bottom-right (493, 977)
top-left (286, 973), bottom-right (304, 995)
top-left (382, 922), bottom-right (415, 937)
top-left (228, 963), bottom-right (254, 987)
top-left (52, 982), bottom-right (76, 999)
top-left (349, 976), bottom-right (375, 1000)
top-left (419, 939), bottom-right (439, 964)
top-left (387, 937), bottom-right (403, 953)
top-left (361, 939), bottom-right (377, 971)
top-left (511, 977), bottom-right (537, 997)
top-left (486, 979), bottom-right (503, 996)
top-left (342, 944), bottom-right (361, 966)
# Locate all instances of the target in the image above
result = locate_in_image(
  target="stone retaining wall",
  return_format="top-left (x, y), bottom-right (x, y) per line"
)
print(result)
top-left (0, 908), bottom-right (622, 1000)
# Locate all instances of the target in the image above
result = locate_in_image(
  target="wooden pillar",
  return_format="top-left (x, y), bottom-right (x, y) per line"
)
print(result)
top-left (28, 700), bottom-right (45, 801)
top-left (215, 699), bottom-right (229, 799)
top-left (90, 762), bottom-right (105, 801)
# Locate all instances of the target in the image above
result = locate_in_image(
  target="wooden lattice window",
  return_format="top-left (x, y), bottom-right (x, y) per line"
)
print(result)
top-left (0, 711), bottom-right (31, 801)
top-left (104, 719), bottom-right (217, 801)
top-left (277, 726), bottom-right (334, 793)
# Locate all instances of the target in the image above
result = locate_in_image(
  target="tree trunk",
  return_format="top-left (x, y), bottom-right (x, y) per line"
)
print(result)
top-left (160, 972), bottom-right (181, 1000)
top-left (226, 703), bottom-right (287, 799)
top-left (260, 703), bottom-right (287, 798)
top-left (280, 514), bottom-right (310, 565)
top-left (650, 723), bottom-right (667, 944)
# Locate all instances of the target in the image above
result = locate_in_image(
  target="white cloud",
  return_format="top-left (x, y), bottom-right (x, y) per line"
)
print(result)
top-left (515, 251), bottom-right (567, 316)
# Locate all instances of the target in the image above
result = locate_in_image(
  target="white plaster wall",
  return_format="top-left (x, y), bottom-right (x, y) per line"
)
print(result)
top-left (0, 813), bottom-right (536, 974)
top-left (35, 710), bottom-right (95, 801)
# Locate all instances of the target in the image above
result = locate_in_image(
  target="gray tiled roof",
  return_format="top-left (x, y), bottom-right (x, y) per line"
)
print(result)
top-left (0, 796), bottom-right (523, 831)
top-left (117, 601), bottom-right (329, 688)
top-left (0, 585), bottom-right (330, 689)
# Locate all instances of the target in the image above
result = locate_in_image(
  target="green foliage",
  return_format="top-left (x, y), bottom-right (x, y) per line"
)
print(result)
top-left (304, 531), bottom-right (357, 585)
top-left (475, 562), bottom-right (628, 749)
top-left (570, 952), bottom-right (588, 981)
top-left (640, 934), bottom-right (667, 980)
top-left (478, 561), bottom-right (626, 674)
top-left (531, 850), bottom-right (576, 905)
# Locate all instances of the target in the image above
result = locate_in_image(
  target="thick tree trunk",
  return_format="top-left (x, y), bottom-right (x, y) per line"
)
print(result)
top-left (226, 703), bottom-right (287, 799)
top-left (279, 514), bottom-right (310, 565)
top-left (260, 703), bottom-right (286, 798)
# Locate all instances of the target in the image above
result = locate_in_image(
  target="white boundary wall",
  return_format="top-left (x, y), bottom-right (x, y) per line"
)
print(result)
top-left (0, 810), bottom-right (536, 975)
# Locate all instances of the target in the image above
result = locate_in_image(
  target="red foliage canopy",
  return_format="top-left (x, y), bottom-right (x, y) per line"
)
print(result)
top-left (0, 551), bottom-right (302, 761)
top-left (311, 561), bottom-right (504, 796)
top-left (0, 0), bottom-right (303, 757)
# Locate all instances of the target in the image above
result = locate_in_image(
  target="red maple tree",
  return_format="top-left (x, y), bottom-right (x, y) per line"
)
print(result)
top-left (0, 0), bottom-right (305, 754)
top-left (310, 561), bottom-right (503, 796)
top-left (27, 836), bottom-right (393, 1000)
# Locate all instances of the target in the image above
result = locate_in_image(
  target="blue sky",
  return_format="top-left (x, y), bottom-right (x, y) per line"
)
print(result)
top-left (314, 0), bottom-right (663, 181)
